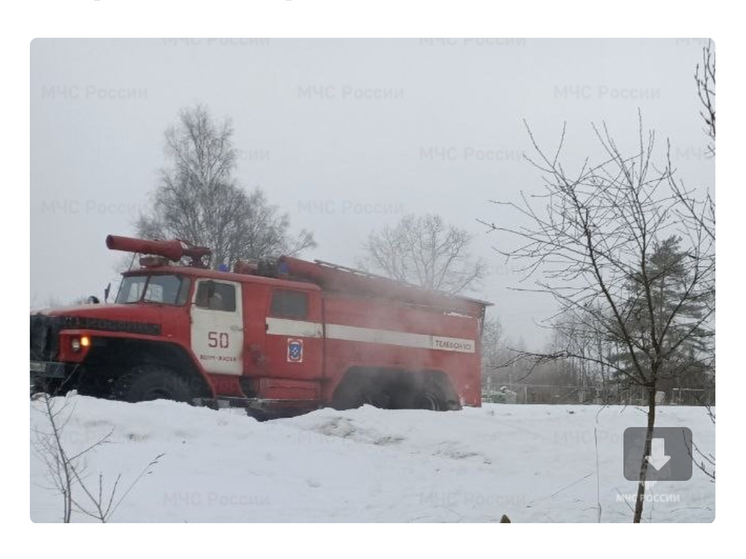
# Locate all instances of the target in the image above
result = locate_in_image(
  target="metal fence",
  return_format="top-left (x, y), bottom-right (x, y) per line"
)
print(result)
top-left (482, 384), bottom-right (715, 406)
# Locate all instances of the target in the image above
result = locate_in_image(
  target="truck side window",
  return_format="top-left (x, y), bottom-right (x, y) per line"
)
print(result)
top-left (271, 289), bottom-right (308, 320)
top-left (195, 280), bottom-right (236, 312)
top-left (175, 277), bottom-right (191, 306)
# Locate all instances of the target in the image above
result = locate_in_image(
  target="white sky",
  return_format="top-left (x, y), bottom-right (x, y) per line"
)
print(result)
top-left (30, 38), bottom-right (714, 349)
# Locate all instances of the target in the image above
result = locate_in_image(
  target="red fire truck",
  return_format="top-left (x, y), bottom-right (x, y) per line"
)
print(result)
top-left (31, 235), bottom-right (488, 417)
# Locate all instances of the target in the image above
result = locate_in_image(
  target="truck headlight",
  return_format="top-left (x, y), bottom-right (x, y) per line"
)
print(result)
top-left (71, 335), bottom-right (90, 352)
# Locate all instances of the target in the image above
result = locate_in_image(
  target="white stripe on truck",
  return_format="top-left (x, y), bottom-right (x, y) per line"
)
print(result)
top-left (265, 317), bottom-right (475, 354)
top-left (266, 317), bottom-right (324, 338)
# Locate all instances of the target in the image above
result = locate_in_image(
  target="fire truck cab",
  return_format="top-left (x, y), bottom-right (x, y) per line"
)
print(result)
top-left (31, 235), bottom-right (488, 417)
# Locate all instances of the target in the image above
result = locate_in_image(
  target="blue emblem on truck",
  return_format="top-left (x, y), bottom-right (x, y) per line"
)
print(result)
top-left (287, 338), bottom-right (303, 363)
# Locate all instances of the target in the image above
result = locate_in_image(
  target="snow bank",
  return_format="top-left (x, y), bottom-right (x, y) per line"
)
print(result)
top-left (30, 396), bottom-right (715, 522)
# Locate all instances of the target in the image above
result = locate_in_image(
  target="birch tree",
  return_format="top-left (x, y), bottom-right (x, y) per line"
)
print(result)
top-left (138, 104), bottom-right (315, 268)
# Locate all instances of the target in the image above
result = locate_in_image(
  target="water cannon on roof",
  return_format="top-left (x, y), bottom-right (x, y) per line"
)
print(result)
top-left (106, 235), bottom-right (211, 268)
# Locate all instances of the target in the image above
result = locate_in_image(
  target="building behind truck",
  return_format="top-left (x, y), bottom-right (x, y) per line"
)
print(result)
top-left (30, 235), bottom-right (488, 417)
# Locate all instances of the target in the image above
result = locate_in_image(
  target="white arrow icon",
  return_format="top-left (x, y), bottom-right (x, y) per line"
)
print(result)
top-left (646, 438), bottom-right (671, 471)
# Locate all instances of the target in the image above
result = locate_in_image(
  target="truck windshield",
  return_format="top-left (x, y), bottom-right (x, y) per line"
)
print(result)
top-left (116, 274), bottom-right (190, 306)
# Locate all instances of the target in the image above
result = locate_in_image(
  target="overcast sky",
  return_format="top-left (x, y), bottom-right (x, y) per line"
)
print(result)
top-left (30, 38), bottom-right (714, 348)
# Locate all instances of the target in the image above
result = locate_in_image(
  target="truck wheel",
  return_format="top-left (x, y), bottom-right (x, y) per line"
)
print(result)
top-left (114, 365), bottom-right (192, 403)
top-left (412, 387), bottom-right (445, 410)
top-left (337, 386), bottom-right (380, 409)
top-left (332, 378), bottom-right (387, 410)
top-left (411, 381), bottom-right (458, 411)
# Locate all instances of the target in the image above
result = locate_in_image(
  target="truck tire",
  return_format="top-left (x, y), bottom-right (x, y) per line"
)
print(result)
top-left (114, 365), bottom-right (192, 403)
top-left (332, 374), bottom-right (389, 410)
top-left (412, 384), bottom-right (446, 410)
top-left (411, 379), bottom-right (460, 411)
top-left (334, 384), bottom-right (381, 409)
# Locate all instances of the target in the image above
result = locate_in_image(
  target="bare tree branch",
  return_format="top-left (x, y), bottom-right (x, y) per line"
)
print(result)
top-left (361, 214), bottom-right (486, 295)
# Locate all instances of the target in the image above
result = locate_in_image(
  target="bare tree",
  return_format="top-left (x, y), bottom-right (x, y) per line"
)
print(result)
top-left (481, 317), bottom-right (504, 371)
top-left (138, 104), bottom-right (315, 268)
top-left (667, 40), bottom-right (716, 249)
top-left (480, 115), bottom-right (715, 522)
top-left (480, 317), bottom-right (504, 393)
top-left (671, 39), bottom-right (716, 481)
top-left (32, 393), bottom-right (164, 522)
top-left (362, 214), bottom-right (486, 294)
top-left (695, 40), bottom-right (716, 157)
top-left (668, 164), bottom-right (715, 248)
top-left (33, 394), bottom-right (75, 522)
top-left (546, 307), bottom-right (613, 403)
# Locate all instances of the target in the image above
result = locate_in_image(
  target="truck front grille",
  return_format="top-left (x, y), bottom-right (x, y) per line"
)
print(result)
top-left (30, 314), bottom-right (62, 362)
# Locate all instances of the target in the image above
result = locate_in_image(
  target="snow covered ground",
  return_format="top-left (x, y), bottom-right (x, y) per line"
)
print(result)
top-left (30, 396), bottom-right (715, 522)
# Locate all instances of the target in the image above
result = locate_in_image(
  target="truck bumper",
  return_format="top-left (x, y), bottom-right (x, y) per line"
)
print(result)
top-left (30, 361), bottom-right (76, 393)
